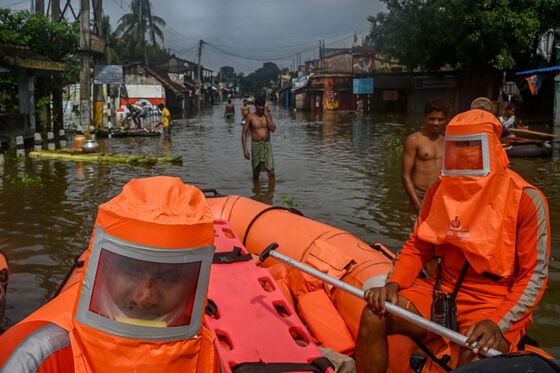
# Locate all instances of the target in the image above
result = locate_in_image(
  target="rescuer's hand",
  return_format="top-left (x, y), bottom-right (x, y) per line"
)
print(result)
top-left (465, 319), bottom-right (508, 354)
top-left (244, 149), bottom-right (250, 160)
top-left (363, 282), bottom-right (400, 314)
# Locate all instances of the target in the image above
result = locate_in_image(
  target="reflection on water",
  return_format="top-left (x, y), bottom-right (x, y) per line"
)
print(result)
top-left (251, 180), bottom-right (275, 205)
top-left (1, 100), bottom-right (559, 355)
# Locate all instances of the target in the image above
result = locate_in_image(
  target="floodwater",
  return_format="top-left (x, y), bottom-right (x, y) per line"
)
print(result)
top-left (1, 100), bottom-right (559, 355)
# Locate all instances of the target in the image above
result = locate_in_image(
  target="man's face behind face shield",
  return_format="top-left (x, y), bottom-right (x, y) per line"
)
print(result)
top-left (442, 135), bottom-right (490, 176)
top-left (90, 250), bottom-right (201, 327)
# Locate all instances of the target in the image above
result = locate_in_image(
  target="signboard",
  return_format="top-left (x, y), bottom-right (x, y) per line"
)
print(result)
top-left (90, 35), bottom-right (107, 54)
top-left (93, 65), bottom-right (123, 84)
top-left (291, 75), bottom-right (310, 92)
top-left (353, 78), bottom-right (374, 94)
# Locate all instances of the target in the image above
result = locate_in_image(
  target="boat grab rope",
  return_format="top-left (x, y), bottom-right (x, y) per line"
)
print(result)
top-left (242, 206), bottom-right (304, 246)
top-left (51, 253), bottom-right (85, 299)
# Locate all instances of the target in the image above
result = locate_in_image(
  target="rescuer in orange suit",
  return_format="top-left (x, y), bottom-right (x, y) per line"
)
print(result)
top-left (0, 176), bottom-right (218, 372)
top-left (355, 109), bottom-right (550, 372)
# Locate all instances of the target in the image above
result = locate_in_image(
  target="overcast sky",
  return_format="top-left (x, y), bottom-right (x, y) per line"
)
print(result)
top-left (4, 0), bottom-right (385, 74)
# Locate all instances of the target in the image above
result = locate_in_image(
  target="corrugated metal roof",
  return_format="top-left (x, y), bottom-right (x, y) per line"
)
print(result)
top-left (515, 65), bottom-right (560, 75)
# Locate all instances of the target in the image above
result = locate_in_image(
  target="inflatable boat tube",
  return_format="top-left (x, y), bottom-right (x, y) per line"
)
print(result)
top-left (505, 143), bottom-right (552, 158)
top-left (0, 251), bottom-right (7, 324)
top-left (207, 195), bottom-right (557, 372)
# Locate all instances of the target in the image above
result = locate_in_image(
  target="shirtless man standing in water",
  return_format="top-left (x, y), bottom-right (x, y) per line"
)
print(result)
top-left (240, 99), bottom-right (250, 125)
top-left (242, 97), bottom-right (277, 183)
top-left (402, 100), bottom-right (449, 227)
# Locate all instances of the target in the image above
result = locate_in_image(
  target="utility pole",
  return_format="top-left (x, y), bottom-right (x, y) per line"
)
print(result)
top-left (35, 0), bottom-right (44, 14)
top-left (197, 39), bottom-right (204, 110)
top-left (79, 0), bottom-right (91, 136)
top-left (51, 0), bottom-right (60, 21)
top-left (49, 0), bottom-right (67, 135)
top-left (92, 0), bottom-right (104, 130)
top-left (554, 46), bottom-right (560, 127)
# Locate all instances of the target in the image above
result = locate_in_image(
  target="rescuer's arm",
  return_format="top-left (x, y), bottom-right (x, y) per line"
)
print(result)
top-left (488, 189), bottom-right (550, 332)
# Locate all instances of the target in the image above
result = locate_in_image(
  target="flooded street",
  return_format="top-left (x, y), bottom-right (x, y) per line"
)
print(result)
top-left (1, 99), bottom-right (559, 355)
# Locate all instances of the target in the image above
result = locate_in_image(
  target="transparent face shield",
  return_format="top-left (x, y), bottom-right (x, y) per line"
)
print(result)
top-left (442, 134), bottom-right (491, 177)
top-left (89, 251), bottom-right (201, 327)
top-left (76, 227), bottom-right (214, 341)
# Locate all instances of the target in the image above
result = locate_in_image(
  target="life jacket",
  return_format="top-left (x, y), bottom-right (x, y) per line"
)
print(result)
top-left (417, 109), bottom-right (534, 278)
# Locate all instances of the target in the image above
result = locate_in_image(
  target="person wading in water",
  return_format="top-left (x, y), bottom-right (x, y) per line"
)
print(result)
top-left (402, 100), bottom-right (449, 229)
top-left (242, 97), bottom-right (276, 184)
top-left (240, 99), bottom-right (250, 125)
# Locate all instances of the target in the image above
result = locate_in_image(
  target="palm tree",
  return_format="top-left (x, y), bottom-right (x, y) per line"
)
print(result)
top-left (114, 0), bottom-right (166, 64)
top-left (100, 15), bottom-right (121, 64)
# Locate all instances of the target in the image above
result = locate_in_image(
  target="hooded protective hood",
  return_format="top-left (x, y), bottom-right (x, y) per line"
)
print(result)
top-left (70, 176), bottom-right (216, 372)
top-left (417, 109), bottom-right (532, 277)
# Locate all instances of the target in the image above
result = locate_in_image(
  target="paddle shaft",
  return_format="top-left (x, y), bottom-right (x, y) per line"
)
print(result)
top-left (509, 128), bottom-right (560, 138)
top-left (264, 248), bottom-right (501, 357)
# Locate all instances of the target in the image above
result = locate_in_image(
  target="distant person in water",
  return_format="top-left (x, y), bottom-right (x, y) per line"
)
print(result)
top-left (470, 97), bottom-right (494, 113)
top-left (242, 97), bottom-right (276, 183)
top-left (224, 99), bottom-right (235, 119)
top-left (126, 103), bottom-right (144, 129)
top-left (241, 99), bottom-right (250, 125)
top-left (402, 99), bottom-right (449, 228)
top-left (154, 103), bottom-right (171, 137)
top-left (498, 103), bottom-right (523, 138)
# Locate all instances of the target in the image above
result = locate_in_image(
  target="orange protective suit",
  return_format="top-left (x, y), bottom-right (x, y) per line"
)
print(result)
top-left (0, 177), bottom-right (218, 372)
top-left (389, 110), bottom-right (550, 354)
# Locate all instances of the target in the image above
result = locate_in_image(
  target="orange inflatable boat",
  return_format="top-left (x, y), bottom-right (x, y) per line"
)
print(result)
top-left (206, 193), bottom-right (558, 373)
top-left (1, 190), bottom-right (556, 372)
top-left (0, 251), bottom-right (7, 325)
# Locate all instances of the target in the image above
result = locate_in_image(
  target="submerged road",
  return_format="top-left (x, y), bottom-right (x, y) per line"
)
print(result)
top-left (0, 99), bottom-right (559, 355)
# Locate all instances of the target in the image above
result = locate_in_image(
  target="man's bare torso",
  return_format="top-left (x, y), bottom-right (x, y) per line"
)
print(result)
top-left (409, 131), bottom-right (444, 191)
top-left (247, 113), bottom-right (270, 142)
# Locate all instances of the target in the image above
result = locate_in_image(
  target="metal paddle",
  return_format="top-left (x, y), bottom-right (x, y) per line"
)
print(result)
top-left (259, 243), bottom-right (501, 357)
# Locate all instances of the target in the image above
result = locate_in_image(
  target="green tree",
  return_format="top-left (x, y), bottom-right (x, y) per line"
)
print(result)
top-left (0, 9), bottom-right (78, 61)
top-left (367, 0), bottom-right (560, 71)
top-left (100, 15), bottom-right (120, 64)
top-left (114, 0), bottom-right (166, 64)
top-left (240, 62), bottom-right (280, 95)
top-left (0, 9), bottom-right (79, 130)
top-left (219, 66), bottom-right (235, 81)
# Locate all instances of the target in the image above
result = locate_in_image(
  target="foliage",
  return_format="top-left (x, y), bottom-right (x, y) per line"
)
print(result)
top-left (240, 62), bottom-right (280, 95)
top-left (3, 174), bottom-right (43, 187)
top-left (0, 9), bottom-right (78, 63)
top-left (279, 194), bottom-right (298, 208)
top-left (114, 0), bottom-right (166, 64)
top-left (366, 0), bottom-right (560, 71)
top-left (0, 77), bottom-right (18, 112)
top-left (218, 66), bottom-right (235, 83)
top-left (0, 9), bottom-right (79, 110)
top-left (386, 138), bottom-right (404, 155)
